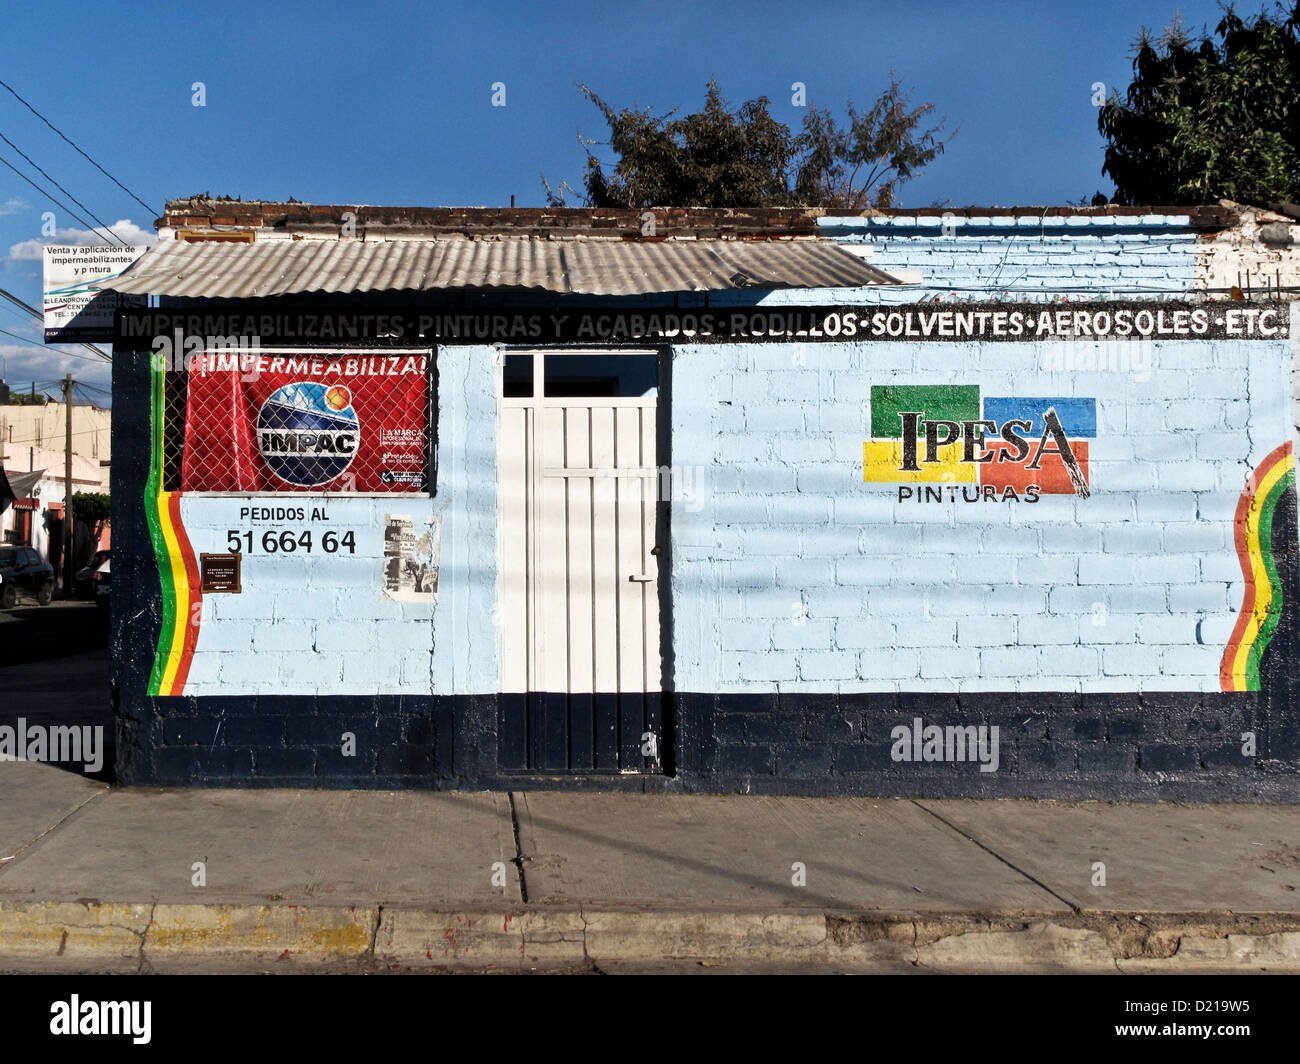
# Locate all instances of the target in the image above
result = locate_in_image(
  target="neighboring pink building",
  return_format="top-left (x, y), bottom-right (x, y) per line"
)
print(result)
top-left (1, 448), bottom-right (105, 577)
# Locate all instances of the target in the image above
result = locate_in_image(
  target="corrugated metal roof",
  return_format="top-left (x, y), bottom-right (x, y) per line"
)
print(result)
top-left (105, 237), bottom-right (899, 298)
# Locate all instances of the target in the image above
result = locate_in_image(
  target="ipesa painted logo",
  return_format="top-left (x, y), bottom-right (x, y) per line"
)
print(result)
top-left (863, 385), bottom-right (1095, 502)
top-left (257, 382), bottom-right (359, 486)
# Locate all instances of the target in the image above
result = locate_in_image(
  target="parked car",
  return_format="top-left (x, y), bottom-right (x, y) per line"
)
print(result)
top-left (93, 556), bottom-right (110, 612)
top-left (75, 548), bottom-right (111, 598)
top-left (0, 546), bottom-right (55, 608)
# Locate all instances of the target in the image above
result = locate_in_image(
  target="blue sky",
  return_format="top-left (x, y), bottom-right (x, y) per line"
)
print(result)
top-left (0, 0), bottom-right (1244, 394)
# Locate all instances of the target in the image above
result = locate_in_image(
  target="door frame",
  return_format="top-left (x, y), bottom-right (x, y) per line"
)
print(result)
top-left (494, 344), bottom-right (674, 776)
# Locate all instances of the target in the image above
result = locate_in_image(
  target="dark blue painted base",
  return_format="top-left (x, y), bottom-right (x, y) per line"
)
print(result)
top-left (113, 689), bottom-right (1300, 801)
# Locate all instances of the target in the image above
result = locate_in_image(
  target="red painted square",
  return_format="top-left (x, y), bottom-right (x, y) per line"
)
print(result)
top-left (979, 440), bottom-right (1090, 495)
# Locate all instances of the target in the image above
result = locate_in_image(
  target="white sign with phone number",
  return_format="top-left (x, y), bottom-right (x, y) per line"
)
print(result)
top-left (43, 244), bottom-right (148, 342)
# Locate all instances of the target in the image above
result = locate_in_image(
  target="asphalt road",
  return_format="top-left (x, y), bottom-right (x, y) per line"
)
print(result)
top-left (0, 600), bottom-right (112, 781)
top-left (0, 599), bottom-right (108, 668)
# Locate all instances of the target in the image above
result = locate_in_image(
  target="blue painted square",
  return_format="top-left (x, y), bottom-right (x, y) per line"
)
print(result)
top-left (983, 397), bottom-right (1097, 438)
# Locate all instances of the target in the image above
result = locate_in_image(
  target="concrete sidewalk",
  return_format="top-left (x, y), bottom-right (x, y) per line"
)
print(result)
top-left (2, 760), bottom-right (1299, 972)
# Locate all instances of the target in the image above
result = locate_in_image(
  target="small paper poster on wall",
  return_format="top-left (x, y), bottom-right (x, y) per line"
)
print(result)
top-left (382, 513), bottom-right (441, 602)
top-left (181, 352), bottom-right (428, 492)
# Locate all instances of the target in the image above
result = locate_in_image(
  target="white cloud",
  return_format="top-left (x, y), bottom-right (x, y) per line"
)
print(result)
top-left (0, 197), bottom-right (28, 216)
top-left (0, 343), bottom-right (111, 393)
top-left (8, 219), bottom-right (157, 262)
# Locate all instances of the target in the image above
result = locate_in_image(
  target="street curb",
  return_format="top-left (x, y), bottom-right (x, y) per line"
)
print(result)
top-left (3, 901), bottom-right (1300, 972)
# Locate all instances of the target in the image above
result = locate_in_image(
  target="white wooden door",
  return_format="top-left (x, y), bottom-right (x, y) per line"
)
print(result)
top-left (498, 351), bottom-right (663, 773)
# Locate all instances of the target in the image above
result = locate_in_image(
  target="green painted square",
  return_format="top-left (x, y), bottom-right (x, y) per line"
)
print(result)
top-left (870, 385), bottom-right (980, 438)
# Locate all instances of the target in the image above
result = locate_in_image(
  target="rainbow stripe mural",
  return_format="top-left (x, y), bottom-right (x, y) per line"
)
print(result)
top-left (145, 361), bottom-right (201, 696)
top-left (1221, 442), bottom-right (1297, 693)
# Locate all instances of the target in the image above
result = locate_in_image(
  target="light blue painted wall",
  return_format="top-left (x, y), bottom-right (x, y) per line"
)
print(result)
top-left (181, 344), bottom-right (498, 696)
top-left (705, 214), bottom-right (1201, 307)
top-left (670, 334), bottom-right (1290, 695)
top-left (173, 218), bottom-right (1283, 699)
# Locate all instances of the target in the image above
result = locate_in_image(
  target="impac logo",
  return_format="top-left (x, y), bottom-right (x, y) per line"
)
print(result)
top-left (257, 382), bottom-right (359, 487)
top-left (863, 385), bottom-right (1095, 502)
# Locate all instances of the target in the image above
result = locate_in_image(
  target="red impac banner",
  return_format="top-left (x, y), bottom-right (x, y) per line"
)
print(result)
top-left (180, 352), bottom-right (428, 492)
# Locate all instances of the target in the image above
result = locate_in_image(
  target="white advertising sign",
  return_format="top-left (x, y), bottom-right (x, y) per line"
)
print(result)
top-left (43, 244), bottom-right (148, 343)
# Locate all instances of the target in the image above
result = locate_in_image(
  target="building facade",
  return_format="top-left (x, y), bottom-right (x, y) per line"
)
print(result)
top-left (0, 401), bottom-right (110, 568)
top-left (107, 199), bottom-right (1300, 799)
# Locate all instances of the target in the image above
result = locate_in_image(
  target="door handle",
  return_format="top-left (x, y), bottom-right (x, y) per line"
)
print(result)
top-left (628, 574), bottom-right (654, 582)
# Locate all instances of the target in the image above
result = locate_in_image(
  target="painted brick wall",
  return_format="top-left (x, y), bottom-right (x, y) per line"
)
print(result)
top-left (671, 334), bottom-right (1291, 696)
top-left (109, 210), bottom-right (1300, 795)
top-left (159, 344), bottom-right (499, 699)
top-left (112, 344), bottom-right (501, 787)
top-left (835, 214), bottom-right (1199, 300)
top-left (1197, 209), bottom-right (1300, 296)
top-left (725, 215), bottom-right (1200, 308)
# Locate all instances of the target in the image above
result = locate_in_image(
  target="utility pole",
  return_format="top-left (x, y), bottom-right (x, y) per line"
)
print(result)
top-left (62, 373), bottom-right (73, 597)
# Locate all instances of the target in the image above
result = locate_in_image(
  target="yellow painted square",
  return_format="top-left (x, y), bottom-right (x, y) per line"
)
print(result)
top-left (863, 439), bottom-right (976, 484)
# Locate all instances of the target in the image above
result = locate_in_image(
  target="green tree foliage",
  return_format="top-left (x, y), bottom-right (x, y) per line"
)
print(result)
top-left (546, 77), bottom-right (954, 209)
top-left (794, 76), bottom-right (955, 208)
top-left (1099, 4), bottom-right (1300, 205)
top-left (72, 491), bottom-right (110, 541)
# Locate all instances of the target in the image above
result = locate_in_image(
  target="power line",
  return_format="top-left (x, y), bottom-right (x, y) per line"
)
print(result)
top-left (0, 128), bottom-right (125, 245)
top-left (1, 389), bottom-right (58, 401)
top-left (0, 76), bottom-right (158, 218)
top-left (0, 334), bottom-right (118, 364)
top-left (0, 327), bottom-right (49, 351)
top-left (0, 285), bottom-right (111, 362)
top-left (3, 426), bottom-right (110, 449)
top-left (9, 383), bottom-right (61, 394)
top-left (72, 382), bottom-right (111, 406)
top-left (0, 381), bottom-right (100, 399)
top-left (44, 344), bottom-right (114, 364)
top-left (0, 332), bottom-right (119, 368)
top-left (0, 290), bottom-right (40, 318)
top-left (0, 329), bottom-right (117, 367)
top-left (2, 377), bottom-right (111, 404)
top-left (0, 150), bottom-right (120, 246)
